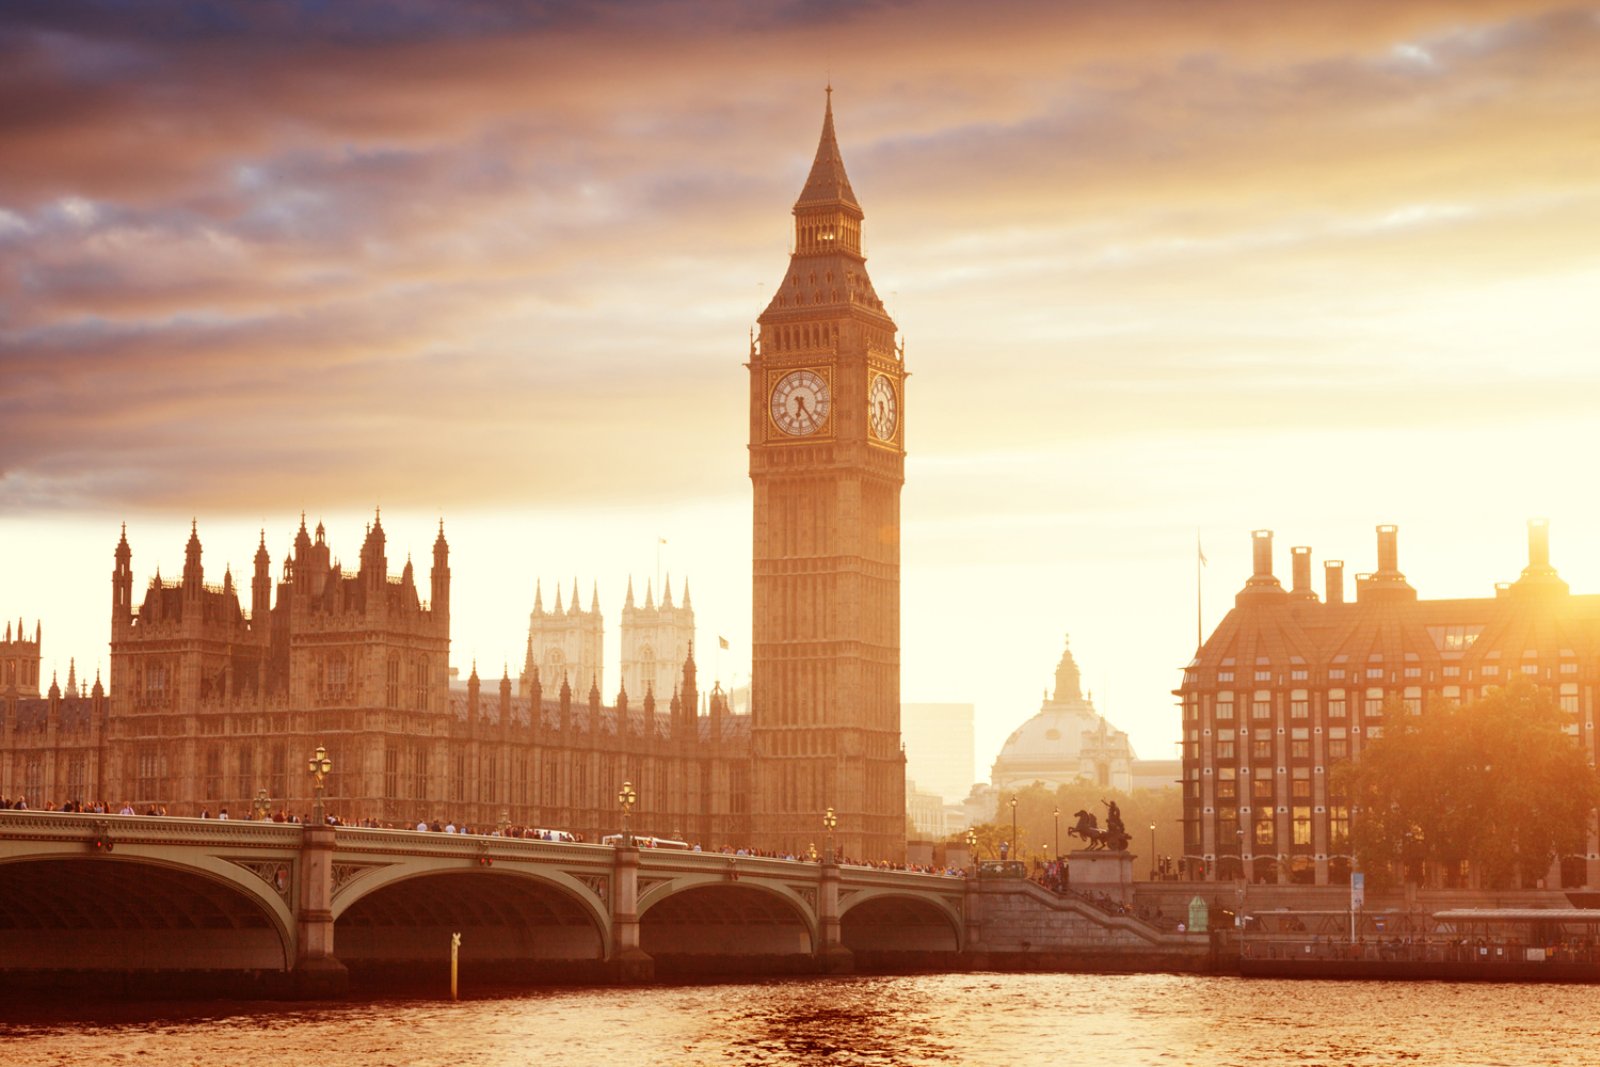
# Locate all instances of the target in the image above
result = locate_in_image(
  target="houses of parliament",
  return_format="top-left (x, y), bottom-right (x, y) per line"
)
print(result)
top-left (0, 93), bottom-right (909, 862)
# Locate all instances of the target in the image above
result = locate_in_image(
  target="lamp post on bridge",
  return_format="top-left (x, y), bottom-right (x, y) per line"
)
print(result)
top-left (1150, 822), bottom-right (1157, 881)
top-left (1053, 806), bottom-right (1060, 859)
top-left (1009, 794), bottom-right (1018, 864)
top-left (823, 806), bottom-right (837, 864)
top-left (251, 788), bottom-right (271, 822)
top-left (306, 745), bottom-right (332, 825)
top-left (966, 827), bottom-right (978, 873)
top-left (617, 780), bottom-right (637, 846)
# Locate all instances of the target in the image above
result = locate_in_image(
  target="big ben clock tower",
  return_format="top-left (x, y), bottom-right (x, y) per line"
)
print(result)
top-left (749, 90), bottom-right (906, 862)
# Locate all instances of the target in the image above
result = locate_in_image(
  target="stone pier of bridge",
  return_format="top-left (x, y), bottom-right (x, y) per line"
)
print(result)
top-left (0, 813), bottom-right (1211, 997)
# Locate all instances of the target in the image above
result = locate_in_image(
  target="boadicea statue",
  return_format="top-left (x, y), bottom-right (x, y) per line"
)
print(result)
top-left (1069, 799), bottom-right (1132, 852)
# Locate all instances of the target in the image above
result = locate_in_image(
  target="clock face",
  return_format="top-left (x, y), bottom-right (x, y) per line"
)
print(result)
top-left (770, 369), bottom-right (831, 436)
top-left (868, 374), bottom-right (898, 441)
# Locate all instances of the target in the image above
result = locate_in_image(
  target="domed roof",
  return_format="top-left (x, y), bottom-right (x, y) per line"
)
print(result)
top-left (990, 636), bottom-right (1136, 789)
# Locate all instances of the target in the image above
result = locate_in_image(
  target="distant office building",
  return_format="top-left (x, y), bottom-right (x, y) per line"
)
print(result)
top-left (901, 702), bottom-right (975, 803)
top-left (905, 778), bottom-right (965, 840)
top-left (990, 637), bottom-right (1136, 794)
top-left (1179, 521), bottom-right (1600, 889)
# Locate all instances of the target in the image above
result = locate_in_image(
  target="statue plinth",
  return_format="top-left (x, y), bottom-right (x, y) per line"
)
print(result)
top-left (1068, 849), bottom-right (1135, 907)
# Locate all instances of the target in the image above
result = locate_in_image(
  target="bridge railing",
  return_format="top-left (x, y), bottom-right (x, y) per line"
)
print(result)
top-left (0, 809), bottom-right (304, 847)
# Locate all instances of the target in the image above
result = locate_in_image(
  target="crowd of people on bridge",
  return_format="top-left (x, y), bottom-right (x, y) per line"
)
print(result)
top-left (4, 798), bottom-right (972, 874)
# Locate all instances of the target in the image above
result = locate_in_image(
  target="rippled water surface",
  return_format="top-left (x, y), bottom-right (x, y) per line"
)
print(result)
top-left (3, 974), bottom-right (1597, 1066)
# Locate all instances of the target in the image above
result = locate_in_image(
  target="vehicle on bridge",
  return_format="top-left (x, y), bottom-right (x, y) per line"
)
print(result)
top-left (601, 834), bottom-right (691, 850)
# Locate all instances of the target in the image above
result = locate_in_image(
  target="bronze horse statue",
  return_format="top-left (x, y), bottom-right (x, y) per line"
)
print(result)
top-left (1069, 808), bottom-right (1131, 852)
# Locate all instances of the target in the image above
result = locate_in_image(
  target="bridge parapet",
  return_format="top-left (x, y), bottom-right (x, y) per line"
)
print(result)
top-left (0, 809), bottom-right (303, 849)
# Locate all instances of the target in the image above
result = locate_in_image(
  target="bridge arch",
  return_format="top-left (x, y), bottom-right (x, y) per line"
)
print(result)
top-left (839, 889), bottom-right (963, 952)
top-left (638, 875), bottom-right (817, 957)
top-left (334, 866), bottom-right (610, 964)
top-left (0, 852), bottom-right (294, 972)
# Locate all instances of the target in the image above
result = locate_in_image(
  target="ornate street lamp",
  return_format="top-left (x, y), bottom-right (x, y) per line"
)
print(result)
top-left (617, 781), bottom-right (637, 845)
top-left (823, 806), bottom-right (837, 863)
top-left (1053, 806), bottom-right (1060, 858)
top-left (966, 826), bottom-right (978, 871)
top-left (251, 788), bottom-right (271, 821)
top-left (1009, 794), bottom-right (1018, 862)
top-left (306, 745), bottom-right (332, 825)
top-left (807, 841), bottom-right (819, 862)
top-left (1150, 822), bottom-right (1157, 880)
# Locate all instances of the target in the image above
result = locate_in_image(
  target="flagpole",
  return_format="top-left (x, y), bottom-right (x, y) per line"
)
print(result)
top-left (1196, 530), bottom-right (1204, 653)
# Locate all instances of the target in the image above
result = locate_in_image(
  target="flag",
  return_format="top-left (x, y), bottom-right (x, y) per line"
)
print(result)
top-left (718, 636), bottom-right (730, 650)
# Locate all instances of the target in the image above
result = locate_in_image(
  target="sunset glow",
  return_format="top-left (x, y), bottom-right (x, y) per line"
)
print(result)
top-left (3, 1), bottom-right (1598, 775)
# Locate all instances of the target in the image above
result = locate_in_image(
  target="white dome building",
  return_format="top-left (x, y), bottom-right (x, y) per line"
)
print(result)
top-left (990, 636), bottom-right (1135, 793)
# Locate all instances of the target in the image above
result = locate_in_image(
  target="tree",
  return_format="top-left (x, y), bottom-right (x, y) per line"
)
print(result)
top-left (1335, 680), bottom-right (1599, 889)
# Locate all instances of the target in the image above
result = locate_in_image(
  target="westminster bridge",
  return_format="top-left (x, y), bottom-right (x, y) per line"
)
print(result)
top-left (0, 811), bottom-right (1208, 996)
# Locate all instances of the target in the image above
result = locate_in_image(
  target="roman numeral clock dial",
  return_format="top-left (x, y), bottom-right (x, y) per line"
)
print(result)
top-left (769, 368), bottom-right (831, 437)
top-left (869, 373), bottom-right (898, 442)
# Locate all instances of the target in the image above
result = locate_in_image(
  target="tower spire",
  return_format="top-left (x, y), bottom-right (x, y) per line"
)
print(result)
top-left (797, 85), bottom-right (858, 210)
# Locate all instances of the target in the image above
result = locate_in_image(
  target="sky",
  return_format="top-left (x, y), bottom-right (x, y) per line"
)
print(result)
top-left (3, 1), bottom-right (1599, 792)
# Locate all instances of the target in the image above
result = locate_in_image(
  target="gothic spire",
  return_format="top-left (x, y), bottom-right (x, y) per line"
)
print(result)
top-left (796, 85), bottom-right (859, 211)
top-left (625, 575), bottom-right (635, 609)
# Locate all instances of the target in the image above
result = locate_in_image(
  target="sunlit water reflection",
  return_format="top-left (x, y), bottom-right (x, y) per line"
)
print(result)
top-left (3, 973), bottom-right (1596, 1066)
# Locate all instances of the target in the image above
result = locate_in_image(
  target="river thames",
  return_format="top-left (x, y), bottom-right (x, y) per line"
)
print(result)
top-left (2, 973), bottom-right (1593, 1066)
